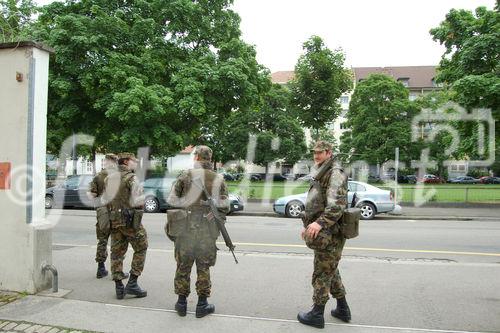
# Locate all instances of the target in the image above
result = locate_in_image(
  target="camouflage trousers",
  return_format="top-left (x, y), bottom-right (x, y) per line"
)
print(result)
top-left (312, 236), bottom-right (346, 305)
top-left (174, 228), bottom-right (217, 297)
top-left (110, 225), bottom-right (148, 281)
top-left (95, 223), bottom-right (110, 263)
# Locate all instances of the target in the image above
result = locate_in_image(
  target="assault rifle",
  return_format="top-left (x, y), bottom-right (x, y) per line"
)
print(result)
top-left (192, 179), bottom-right (239, 264)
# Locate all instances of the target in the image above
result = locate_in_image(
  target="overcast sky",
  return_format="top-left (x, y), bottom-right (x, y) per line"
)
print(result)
top-left (35, 0), bottom-right (496, 72)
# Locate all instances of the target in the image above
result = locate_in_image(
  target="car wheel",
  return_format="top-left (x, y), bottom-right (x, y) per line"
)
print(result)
top-left (45, 196), bottom-right (54, 209)
top-left (285, 200), bottom-right (304, 218)
top-left (144, 197), bottom-right (159, 213)
top-left (359, 202), bottom-right (376, 220)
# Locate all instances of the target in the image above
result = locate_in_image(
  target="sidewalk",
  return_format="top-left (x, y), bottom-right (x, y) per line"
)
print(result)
top-left (0, 296), bottom-right (402, 333)
top-left (2, 244), bottom-right (499, 333)
top-left (0, 319), bottom-right (94, 333)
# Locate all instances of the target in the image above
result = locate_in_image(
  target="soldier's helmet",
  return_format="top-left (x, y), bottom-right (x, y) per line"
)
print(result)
top-left (311, 141), bottom-right (333, 152)
top-left (104, 153), bottom-right (118, 163)
top-left (118, 152), bottom-right (138, 165)
top-left (194, 145), bottom-right (212, 161)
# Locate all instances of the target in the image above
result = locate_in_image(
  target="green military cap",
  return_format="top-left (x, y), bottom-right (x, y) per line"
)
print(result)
top-left (118, 152), bottom-right (138, 162)
top-left (194, 145), bottom-right (212, 161)
top-left (104, 153), bottom-right (118, 162)
top-left (311, 140), bottom-right (333, 152)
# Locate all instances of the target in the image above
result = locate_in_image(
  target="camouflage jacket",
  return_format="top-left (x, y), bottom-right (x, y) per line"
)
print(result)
top-left (167, 161), bottom-right (230, 215)
top-left (89, 170), bottom-right (107, 197)
top-left (303, 161), bottom-right (348, 228)
top-left (103, 166), bottom-right (144, 226)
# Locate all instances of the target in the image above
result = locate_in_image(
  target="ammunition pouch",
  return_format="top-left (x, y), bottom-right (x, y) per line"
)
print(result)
top-left (132, 209), bottom-right (143, 230)
top-left (121, 208), bottom-right (143, 230)
top-left (165, 209), bottom-right (188, 242)
top-left (340, 208), bottom-right (360, 239)
top-left (96, 206), bottom-right (110, 233)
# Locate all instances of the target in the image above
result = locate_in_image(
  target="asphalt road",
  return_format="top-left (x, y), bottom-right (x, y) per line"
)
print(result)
top-left (49, 210), bottom-right (500, 263)
top-left (45, 210), bottom-right (500, 332)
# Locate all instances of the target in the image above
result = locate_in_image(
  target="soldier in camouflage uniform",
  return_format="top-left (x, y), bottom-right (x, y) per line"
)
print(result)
top-left (297, 141), bottom-right (351, 329)
top-left (104, 153), bottom-right (148, 300)
top-left (167, 145), bottom-right (229, 318)
top-left (87, 154), bottom-right (118, 279)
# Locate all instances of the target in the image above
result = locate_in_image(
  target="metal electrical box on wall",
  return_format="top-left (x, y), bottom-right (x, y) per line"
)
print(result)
top-left (0, 162), bottom-right (11, 190)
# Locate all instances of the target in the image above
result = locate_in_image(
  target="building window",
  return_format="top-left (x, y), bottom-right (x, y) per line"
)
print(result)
top-left (340, 96), bottom-right (349, 104)
top-left (397, 78), bottom-right (409, 87)
top-left (86, 161), bottom-right (93, 173)
top-left (409, 93), bottom-right (418, 101)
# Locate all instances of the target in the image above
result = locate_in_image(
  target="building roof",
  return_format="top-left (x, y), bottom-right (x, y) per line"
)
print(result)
top-left (353, 66), bottom-right (437, 89)
top-left (271, 66), bottom-right (437, 89)
top-left (180, 145), bottom-right (195, 154)
top-left (0, 41), bottom-right (55, 53)
top-left (271, 71), bottom-right (296, 84)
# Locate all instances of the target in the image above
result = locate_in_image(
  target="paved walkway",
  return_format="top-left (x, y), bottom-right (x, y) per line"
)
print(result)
top-left (0, 320), bottom-right (95, 333)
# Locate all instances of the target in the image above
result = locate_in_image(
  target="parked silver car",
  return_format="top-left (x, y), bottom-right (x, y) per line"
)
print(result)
top-left (273, 181), bottom-right (394, 220)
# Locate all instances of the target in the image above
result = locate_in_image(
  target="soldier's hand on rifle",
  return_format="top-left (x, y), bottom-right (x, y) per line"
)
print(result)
top-left (306, 222), bottom-right (322, 239)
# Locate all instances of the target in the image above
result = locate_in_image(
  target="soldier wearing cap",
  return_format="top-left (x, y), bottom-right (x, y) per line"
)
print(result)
top-left (167, 145), bottom-right (229, 318)
top-left (297, 141), bottom-right (351, 328)
top-left (87, 153), bottom-right (118, 279)
top-left (104, 153), bottom-right (148, 299)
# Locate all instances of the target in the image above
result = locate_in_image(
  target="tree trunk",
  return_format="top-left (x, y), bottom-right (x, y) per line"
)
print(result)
top-left (91, 147), bottom-right (97, 175)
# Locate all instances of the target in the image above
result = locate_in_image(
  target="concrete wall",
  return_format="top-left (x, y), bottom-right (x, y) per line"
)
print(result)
top-left (0, 43), bottom-right (52, 293)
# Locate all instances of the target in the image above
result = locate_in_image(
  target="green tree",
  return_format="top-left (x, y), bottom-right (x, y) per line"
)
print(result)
top-left (339, 74), bottom-right (420, 166)
top-left (289, 36), bottom-right (353, 137)
top-left (220, 83), bottom-right (307, 170)
top-left (33, 0), bottom-right (265, 159)
top-left (0, 0), bottom-right (35, 42)
top-left (430, 3), bottom-right (500, 173)
top-left (414, 90), bottom-right (456, 177)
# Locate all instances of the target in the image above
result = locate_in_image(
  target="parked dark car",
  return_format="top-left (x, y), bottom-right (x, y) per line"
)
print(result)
top-left (405, 175), bottom-right (417, 184)
top-left (448, 176), bottom-right (480, 184)
top-left (221, 172), bottom-right (237, 181)
top-left (45, 175), bottom-right (95, 209)
top-left (143, 177), bottom-right (244, 213)
top-left (479, 176), bottom-right (500, 184)
top-left (386, 174), bottom-right (414, 183)
top-left (367, 175), bottom-right (382, 183)
top-left (261, 174), bottom-right (287, 181)
top-left (246, 173), bottom-right (262, 181)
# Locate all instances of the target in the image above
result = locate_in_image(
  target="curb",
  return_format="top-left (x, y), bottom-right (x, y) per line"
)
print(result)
top-left (230, 212), bottom-right (500, 221)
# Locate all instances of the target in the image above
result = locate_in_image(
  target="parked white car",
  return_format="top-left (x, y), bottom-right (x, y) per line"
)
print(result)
top-left (273, 181), bottom-right (394, 220)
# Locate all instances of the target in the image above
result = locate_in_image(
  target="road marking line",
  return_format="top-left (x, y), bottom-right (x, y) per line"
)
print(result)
top-left (52, 242), bottom-right (500, 258)
top-left (105, 303), bottom-right (487, 333)
top-left (217, 242), bottom-right (500, 257)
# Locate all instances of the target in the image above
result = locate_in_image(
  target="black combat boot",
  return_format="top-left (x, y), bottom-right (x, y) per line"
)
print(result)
top-left (124, 274), bottom-right (147, 298)
top-left (195, 296), bottom-right (215, 318)
top-left (175, 295), bottom-right (187, 317)
top-left (115, 280), bottom-right (125, 300)
top-left (96, 262), bottom-right (108, 279)
top-left (331, 296), bottom-right (351, 322)
top-left (297, 304), bottom-right (325, 329)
